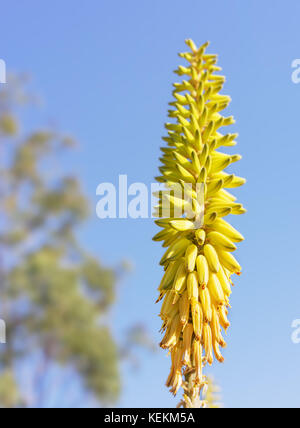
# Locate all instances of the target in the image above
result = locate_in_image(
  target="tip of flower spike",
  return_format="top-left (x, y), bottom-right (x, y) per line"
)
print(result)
top-left (184, 39), bottom-right (210, 55)
top-left (184, 39), bottom-right (197, 51)
top-left (198, 41), bottom-right (210, 55)
top-left (201, 40), bottom-right (210, 48)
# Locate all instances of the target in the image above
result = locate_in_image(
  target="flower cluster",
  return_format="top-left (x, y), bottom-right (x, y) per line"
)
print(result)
top-left (153, 40), bottom-right (245, 407)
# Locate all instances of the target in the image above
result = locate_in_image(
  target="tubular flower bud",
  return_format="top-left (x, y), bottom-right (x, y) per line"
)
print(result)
top-left (195, 229), bottom-right (206, 245)
top-left (193, 339), bottom-right (203, 384)
top-left (185, 244), bottom-right (198, 272)
top-left (182, 323), bottom-right (194, 367)
top-left (154, 40), bottom-right (245, 408)
top-left (187, 271), bottom-right (199, 302)
top-left (203, 323), bottom-right (213, 366)
top-left (179, 290), bottom-right (190, 328)
top-left (196, 254), bottom-right (209, 287)
top-left (207, 273), bottom-right (225, 306)
top-left (204, 244), bottom-right (220, 273)
top-left (191, 300), bottom-right (203, 341)
top-left (173, 261), bottom-right (187, 294)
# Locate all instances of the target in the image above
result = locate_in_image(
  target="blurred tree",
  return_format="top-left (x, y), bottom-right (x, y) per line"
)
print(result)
top-left (0, 76), bottom-right (121, 408)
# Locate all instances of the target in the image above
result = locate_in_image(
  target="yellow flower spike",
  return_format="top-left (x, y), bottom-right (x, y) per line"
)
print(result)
top-left (154, 39), bottom-right (245, 408)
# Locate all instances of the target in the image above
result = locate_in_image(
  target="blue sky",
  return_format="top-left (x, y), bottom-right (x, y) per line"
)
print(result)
top-left (1, 0), bottom-right (300, 408)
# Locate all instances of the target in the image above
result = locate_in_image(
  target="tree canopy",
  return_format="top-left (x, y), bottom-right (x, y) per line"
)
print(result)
top-left (0, 76), bottom-right (120, 407)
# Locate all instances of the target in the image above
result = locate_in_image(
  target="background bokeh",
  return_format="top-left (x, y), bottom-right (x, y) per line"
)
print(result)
top-left (1, 0), bottom-right (300, 408)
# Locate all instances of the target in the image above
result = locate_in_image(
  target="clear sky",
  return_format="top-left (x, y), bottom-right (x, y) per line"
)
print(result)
top-left (1, 0), bottom-right (300, 408)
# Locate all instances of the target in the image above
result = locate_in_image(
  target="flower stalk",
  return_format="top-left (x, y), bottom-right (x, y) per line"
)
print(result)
top-left (153, 40), bottom-right (245, 408)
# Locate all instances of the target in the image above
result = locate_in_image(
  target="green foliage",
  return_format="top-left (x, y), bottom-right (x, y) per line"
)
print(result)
top-left (0, 77), bottom-right (120, 407)
top-left (0, 370), bottom-right (21, 408)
